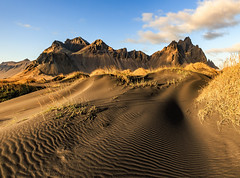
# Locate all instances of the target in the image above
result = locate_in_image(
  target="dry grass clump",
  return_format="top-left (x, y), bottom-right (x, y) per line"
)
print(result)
top-left (113, 74), bottom-right (158, 88)
top-left (149, 63), bottom-right (218, 78)
top-left (90, 67), bottom-right (131, 76)
top-left (52, 74), bottom-right (65, 81)
top-left (51, 72), bottom-right (89, 83)
top-left (0, 82), bottom-right (44, 102)
top-left (51, 104), bottom-right (97, 120)
top-left (149, 63), bottom-right (218, 79)
top-left (90, 66), bottom-right (206, 88)
top-left (91, 66), bottom-right (192, 77)
top-left (36, 103), bottom-right (108, 130)
top-left (90, 64), bottom-right (219, 89)
top-left (185, 62), bottom-right (219, 77)
top-left (48, 103), bottom-right (107, 123)
top-left (196, 55), bottom-right (240, 128)
top-left (132, 68), bottom-right (149, 76)
top-left (129, 79), bottom-right (158, 88)
top-left (151, 66), bottom-right (193, 78)
top-left (61, 72), bottom-right (89, 83)
top-left (91, 67), bottom-right (158, 88)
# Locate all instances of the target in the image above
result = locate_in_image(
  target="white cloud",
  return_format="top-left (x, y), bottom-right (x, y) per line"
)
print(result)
top-left (128, 0), bottom-right (240, 44)
top-left (206, 43), bottom-right (240, 53)
top-left (142, 13), bottom-right (153, 22)
top-left (17, 22), bottom-right (32, 28)
top-left (16, 22), bottom-right (39, 30)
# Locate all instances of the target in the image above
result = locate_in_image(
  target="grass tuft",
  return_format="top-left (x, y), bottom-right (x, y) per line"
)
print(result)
top-left (50, 103), bottom-right (105, 121)
top-left (0, 82), bottom-right (44, 103)
top-left (196, 55), bottom-right (240, 129)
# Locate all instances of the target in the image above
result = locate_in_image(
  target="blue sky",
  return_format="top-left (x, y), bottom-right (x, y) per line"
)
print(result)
top-left (1, 0), bottom-right (240, 66)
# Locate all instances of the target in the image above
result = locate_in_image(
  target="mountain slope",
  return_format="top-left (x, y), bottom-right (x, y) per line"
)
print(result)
top-left (0, 59), bottom-right (31, 79)
top-left (72, 39), bottom-right (150, 73)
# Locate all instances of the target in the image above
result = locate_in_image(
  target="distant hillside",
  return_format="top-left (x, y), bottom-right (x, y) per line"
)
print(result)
top-left (0, 59), bottom-right (31, 79)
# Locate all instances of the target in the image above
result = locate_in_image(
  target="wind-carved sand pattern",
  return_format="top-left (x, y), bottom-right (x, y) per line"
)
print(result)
top-left (1, 69), bottom-right (240, 177)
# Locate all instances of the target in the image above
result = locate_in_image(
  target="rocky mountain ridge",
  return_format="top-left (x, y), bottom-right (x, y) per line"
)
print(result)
top-left (1, 36), bottom-right (217, 78)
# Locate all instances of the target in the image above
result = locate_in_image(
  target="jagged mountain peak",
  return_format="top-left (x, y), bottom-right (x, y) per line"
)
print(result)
top-left (65, 37), bottom-right (90, 46)
top-left (44, 37), bottom-right (90, 53)
top-left (178, 37), bottom-right (194, 52)
top-left (51, 40), bottom-right (64, 47)
top-left (23, 58), bottom-right (30, 62)
top-left (91, 39), bottom-right (110, 48)
top-left (64, 37), bottom-right (90, 52)
top-left (168, 41), bottom-right (178, 48)
top-left (92, 39), bottom-right (105, 44)
top-left (151, 36), bottom-right (207, 66)
top-left (183, 36), bottom-right (192, 45)
top-left (43, 40), bottom-right (65, 54)
top-left (80, 39), bottom-right (114, 53)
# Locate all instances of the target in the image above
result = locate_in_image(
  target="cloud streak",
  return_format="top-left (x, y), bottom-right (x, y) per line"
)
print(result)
top-left (206, 43), bottom-right (240, 53)
top-left (16, 22), bottom-right (39, 30)
top-left (127, 0), bottom-right (240, 44)
top-left (203, 31), bottom-right (225, 40)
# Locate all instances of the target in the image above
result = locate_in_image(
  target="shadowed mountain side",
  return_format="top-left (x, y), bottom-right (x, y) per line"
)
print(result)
top-left (72, 52), bottom-right (150, 74)
top-left (25, 52), bottom-right (79, 75)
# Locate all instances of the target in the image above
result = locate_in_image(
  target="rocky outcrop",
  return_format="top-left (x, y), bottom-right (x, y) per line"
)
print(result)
top-left (43, 37), bottom-right (90, 54)
top-left (25, 52), bottom-right (78, 75)
top-left (150, 37), bottom-right (208, 67)
top-left (22, 36), bottom-right (216, 76)
top-left (206, 59), bottom-right (218, 69)
top-left (64, 37), bottom-right (90, 52)
top-left (0, 59), bottom-right (31, 79)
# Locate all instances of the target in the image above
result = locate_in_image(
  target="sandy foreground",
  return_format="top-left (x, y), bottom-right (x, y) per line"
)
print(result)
top-left (0, 71), bottom-right (240, 177)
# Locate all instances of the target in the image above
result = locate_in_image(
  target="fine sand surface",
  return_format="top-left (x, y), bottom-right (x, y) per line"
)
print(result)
top-left (0, 72), bottom-right (240, 177)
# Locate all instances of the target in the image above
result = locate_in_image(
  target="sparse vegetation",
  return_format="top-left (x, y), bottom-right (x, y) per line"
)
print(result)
top-left (51, 72), bottom-right (89, 83)
top-left (166, 78), bottom-right (179, 86)
top-left (50, 103), bottom-right (104, 121)
top-left (52, 75), bottom-right (65, 81)
top-left (184, 62), bottom-right (219, 77)
top-left (0, 82), bottom-right (44, 102)
top-left (90, 66), bottom-right (197, 88)
top-left (196, 55), bottom-right (240, 129)
top-left (61, 72), bottom-right (89, 83)
top-left (90, 67), bottom-right (158, 88)
top-left (129, 79), bottom-right (158, 88)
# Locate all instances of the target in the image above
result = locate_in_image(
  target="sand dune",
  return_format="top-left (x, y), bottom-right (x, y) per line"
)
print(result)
top-left (0, 71), bottom-right (240, 177)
